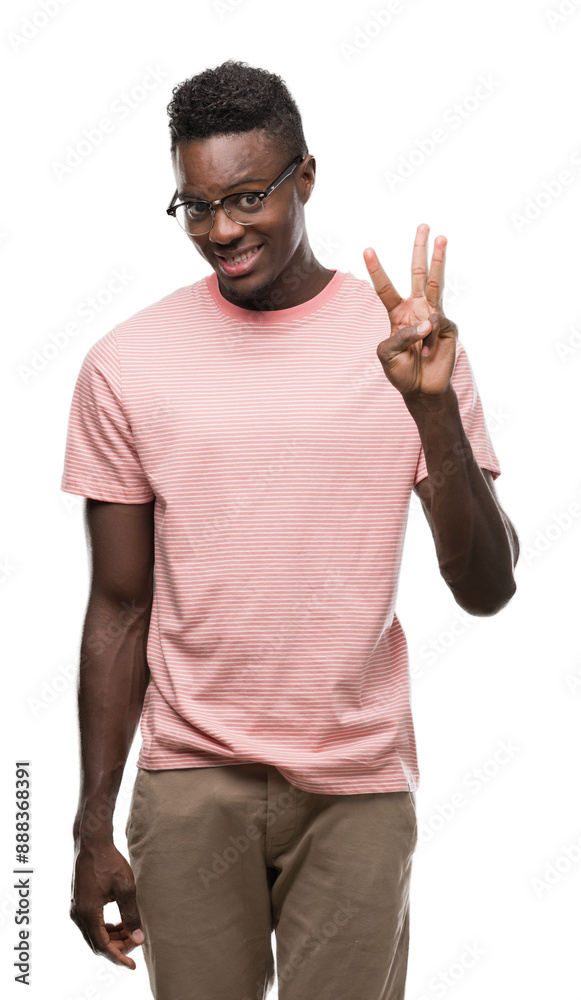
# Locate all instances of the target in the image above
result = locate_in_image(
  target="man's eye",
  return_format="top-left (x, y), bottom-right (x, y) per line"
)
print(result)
top-left (185, 202), bottom-right (209, 218)
top-left (237, 194), bottom-right (259, 208)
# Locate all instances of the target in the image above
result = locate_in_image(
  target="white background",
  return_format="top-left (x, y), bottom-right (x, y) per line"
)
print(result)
top-left (2, 0), bottom-right (580, 997)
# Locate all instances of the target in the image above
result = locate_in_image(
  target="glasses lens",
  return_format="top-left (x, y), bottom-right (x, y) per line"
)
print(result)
top-left (224, 193), bottom-right (264, 225)
top-left (174, 193), bottom-right (265, 234)
top-left (174, 202), bottom-right (212, 235)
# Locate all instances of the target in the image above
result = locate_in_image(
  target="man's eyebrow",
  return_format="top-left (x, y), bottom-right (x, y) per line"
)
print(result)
top-left (177, 175), bottom-right (267, 199)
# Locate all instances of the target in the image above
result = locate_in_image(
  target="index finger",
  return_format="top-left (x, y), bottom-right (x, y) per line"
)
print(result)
top-left (363, 247), bottom-right (403, 313)
top-left (103, 922), bottom-right (141, 969)
top-left (79, 910), bottom-right (139, 970)
top-left (411, 223), bottom-right (429, 299)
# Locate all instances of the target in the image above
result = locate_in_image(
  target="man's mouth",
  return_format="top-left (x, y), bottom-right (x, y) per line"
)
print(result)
top-left (215, 244), bottom-right (263, 265)
top-left (214, 244), bottom-right (265, 276)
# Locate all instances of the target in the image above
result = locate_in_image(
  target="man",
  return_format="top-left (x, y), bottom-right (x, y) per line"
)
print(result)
top-left (61, 59), bottom-right (518, 1000)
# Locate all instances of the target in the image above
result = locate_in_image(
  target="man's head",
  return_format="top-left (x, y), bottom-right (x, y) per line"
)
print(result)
top-left (167, 60), bottom-right (322, 308)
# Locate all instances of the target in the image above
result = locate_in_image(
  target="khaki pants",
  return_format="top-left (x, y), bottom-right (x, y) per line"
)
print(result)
top-left (125, 763), bottom-right (417, 1000)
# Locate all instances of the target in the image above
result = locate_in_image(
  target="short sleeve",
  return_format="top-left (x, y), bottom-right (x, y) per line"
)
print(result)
top-left (60, 330), bottom-right (155, 503)
top-left (414, 340), bottom-right (501, 486)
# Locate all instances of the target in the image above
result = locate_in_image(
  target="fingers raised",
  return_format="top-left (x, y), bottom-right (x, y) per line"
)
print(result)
top-left (426, 235), bottom-right (447, 309)
top-left (363, 247), bottom-right (402, 313)
top-left (411, 224), bottom-right (429, 299)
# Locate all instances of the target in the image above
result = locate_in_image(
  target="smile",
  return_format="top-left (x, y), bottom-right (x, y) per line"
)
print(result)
top-left (215, 244), bottom-right (265, 276)
top-left (216, 245), bottom-right (262, 264)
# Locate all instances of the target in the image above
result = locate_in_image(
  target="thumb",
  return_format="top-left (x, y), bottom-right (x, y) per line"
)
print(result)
top-left (116, 883), bottom-right (144, 944)
top-left (379, 319), bottom-right (430, 363)
top-left (419, 314), bottom-right (440, 354)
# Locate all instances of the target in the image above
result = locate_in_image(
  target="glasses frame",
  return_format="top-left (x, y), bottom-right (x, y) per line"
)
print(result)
top-left (166, 154), bottom-right (305, 234)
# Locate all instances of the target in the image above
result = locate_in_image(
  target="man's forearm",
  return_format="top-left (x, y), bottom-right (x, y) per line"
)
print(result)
top-left (406, 387), bottom-right (517, 615)
top-left (73, 592), bottom-right (152, 845)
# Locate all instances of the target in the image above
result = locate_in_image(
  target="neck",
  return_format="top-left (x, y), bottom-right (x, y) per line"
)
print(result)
top-left (217, 243), bottom-right (335, 312)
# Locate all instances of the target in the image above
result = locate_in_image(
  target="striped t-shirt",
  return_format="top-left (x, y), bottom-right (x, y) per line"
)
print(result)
top-left (61, 268), bottom-right (501, 794)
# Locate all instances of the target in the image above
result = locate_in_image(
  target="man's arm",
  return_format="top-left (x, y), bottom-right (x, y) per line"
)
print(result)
top-left (362, 225), bottom-right (518, 615)
top-left (70, 498), bottom-right (154, 970)
top-left (410, 388), bottom-right (518, 616)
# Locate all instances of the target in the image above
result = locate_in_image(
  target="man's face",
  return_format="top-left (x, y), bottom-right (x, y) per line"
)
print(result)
top-left (171, 130), bottom-right (315, 307)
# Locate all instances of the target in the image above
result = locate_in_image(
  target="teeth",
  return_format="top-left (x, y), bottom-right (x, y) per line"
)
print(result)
top-left (223, 246), bottom-right (260, 265)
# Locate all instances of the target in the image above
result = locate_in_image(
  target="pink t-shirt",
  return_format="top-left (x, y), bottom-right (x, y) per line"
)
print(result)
top-left (61, 268), bottom-right (501, 793)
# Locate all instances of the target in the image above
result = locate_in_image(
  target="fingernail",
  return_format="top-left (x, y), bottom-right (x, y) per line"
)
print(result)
top-left (132, 929), bottom-right (145, 943)
top-left (417, 321), bottom-right (430, 334)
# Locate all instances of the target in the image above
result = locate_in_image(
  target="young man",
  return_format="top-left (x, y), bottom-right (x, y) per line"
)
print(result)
top-left (61, 59), bottom-right (518, 1000)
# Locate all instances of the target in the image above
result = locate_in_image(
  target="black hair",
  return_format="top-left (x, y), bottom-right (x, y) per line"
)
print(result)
top-left (167, 59), bottom-right (308, 163)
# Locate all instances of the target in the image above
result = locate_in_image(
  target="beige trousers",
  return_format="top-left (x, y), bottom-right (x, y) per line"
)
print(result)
top-left (126, 763), bottom-right (417, 1000)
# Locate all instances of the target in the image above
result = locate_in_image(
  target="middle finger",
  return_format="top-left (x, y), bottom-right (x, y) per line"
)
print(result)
top-left (426, 235), bottom-right (447, 309)
top-left (411, 223), bottom-right (429, 299)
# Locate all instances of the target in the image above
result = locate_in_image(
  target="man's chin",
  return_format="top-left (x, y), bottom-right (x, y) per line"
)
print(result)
top-left (215, 270), bottom-right (277, 311)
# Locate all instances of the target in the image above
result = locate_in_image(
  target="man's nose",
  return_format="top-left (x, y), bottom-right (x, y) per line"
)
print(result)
top-left (207, 204), bottom-right (246, 242)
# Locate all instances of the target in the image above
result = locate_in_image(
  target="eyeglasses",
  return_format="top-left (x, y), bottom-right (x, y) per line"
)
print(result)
top-left (166, 154), bottom-right (304, 235)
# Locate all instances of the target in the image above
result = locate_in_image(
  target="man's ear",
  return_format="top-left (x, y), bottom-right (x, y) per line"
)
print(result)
top-left (300, 155), bottom-right (316, 204)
